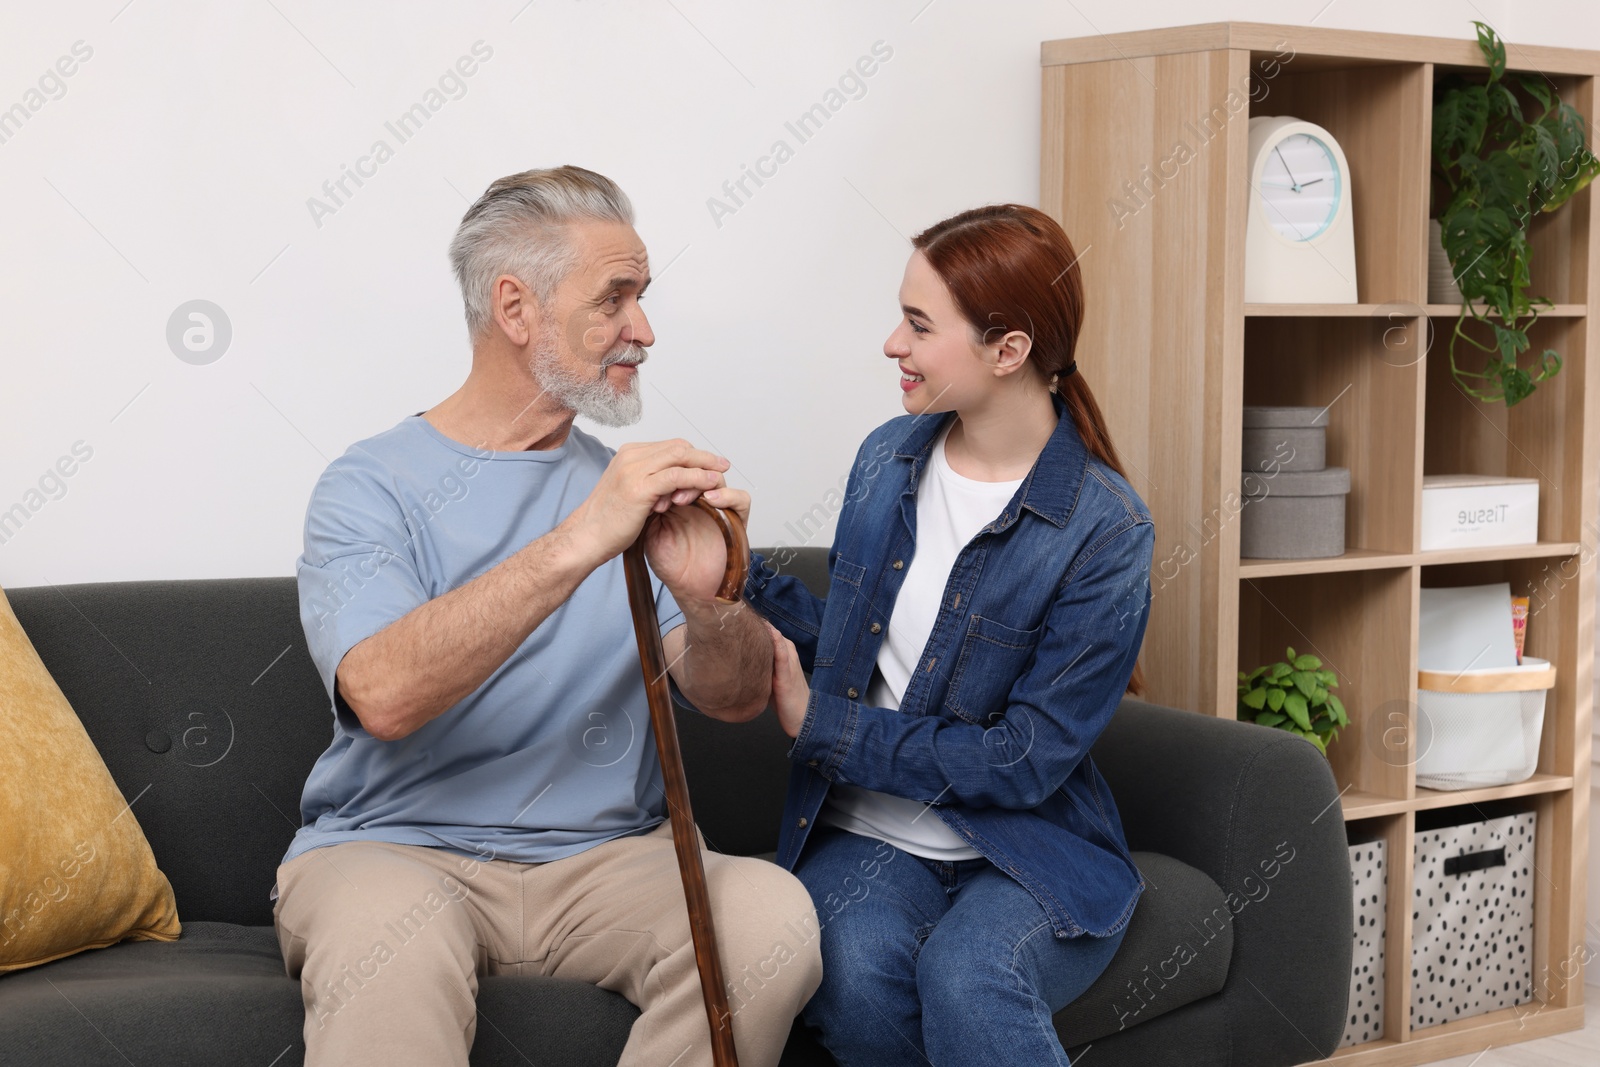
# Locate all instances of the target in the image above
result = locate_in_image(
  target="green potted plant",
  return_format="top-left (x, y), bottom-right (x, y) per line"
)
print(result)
top-left (1431, 21), bottom-right (1600, 407)
top-left (1238, 647), bottom-right (1348, 755)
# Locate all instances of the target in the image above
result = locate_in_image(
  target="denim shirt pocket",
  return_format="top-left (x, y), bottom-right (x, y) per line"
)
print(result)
top-left (942, 614), bottom-right (1042, 725)
top-left (813, 556), bottom-right (867, 668)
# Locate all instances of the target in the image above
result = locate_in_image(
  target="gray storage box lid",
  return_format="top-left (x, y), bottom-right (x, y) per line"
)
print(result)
top-left (1242, 405), bottom-right (1331, 429)
top-left (1242, 465), bottom-right (1350, 498)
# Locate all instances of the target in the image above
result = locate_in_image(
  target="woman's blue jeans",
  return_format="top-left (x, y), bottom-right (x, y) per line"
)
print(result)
top-left (794, 825), bottom-right (1127, 1067)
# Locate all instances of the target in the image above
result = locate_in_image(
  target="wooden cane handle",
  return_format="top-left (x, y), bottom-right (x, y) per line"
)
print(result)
top-left (690, 495), bottom-right (751, 604)
top-left (622, 497), bottom-right (748, 1067)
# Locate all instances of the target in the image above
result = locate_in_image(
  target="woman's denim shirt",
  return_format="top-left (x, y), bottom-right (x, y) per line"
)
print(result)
top-left (744, 391), bottom-right (1155, 939)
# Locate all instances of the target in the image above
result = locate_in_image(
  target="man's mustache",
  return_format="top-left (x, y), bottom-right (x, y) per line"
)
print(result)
top-left (600, 345), bottom-right (648, 371)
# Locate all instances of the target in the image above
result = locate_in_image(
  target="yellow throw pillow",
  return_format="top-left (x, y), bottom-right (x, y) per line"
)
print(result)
top-left (0, 583), bottom-right (180, 972)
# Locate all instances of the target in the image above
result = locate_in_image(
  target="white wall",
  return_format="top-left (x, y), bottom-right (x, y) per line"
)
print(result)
top-left (9, 0), bottom-right (1560, 583)
top-left (2, 0), bottom-right (1597, 970)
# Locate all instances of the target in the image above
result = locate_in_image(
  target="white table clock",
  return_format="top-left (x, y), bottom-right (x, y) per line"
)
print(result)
top-left (1244, 115), bottom-right (1358, 303)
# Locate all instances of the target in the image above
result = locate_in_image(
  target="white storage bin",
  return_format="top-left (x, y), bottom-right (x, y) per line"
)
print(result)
top-left (1420, 474), bottom-right (1539, 550)
top-left (1414, 658), bottom-right (1554, 791)
top-left (1410, 809), bottom-right (1536, 1029)
top-left (1340, 836), bottom-right (1387, 1048)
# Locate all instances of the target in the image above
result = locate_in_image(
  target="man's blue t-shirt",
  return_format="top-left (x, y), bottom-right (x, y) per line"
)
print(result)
top-left (275, 413), bottom-right (687, 898)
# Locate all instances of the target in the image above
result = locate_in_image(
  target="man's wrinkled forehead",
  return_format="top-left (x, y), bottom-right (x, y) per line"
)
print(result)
top-left (573, 222), bottom-right (650, 295)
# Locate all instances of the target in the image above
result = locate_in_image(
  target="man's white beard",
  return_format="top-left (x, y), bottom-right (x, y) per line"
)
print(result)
top-left (529, 324), bottom-right (647, 427)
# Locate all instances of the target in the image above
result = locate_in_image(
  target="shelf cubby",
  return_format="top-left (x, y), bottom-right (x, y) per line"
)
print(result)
top-left (1420, 556), bottom-right (1585, 787)
top-left (1244, 316), bottom-right (1424, 556)
top-left (1238, 568), bottom-right (1416, 805)
top-left (1423, 314), bottom-right (1590, 546)
top-left (1254, 61), bottom-right (1430, 306)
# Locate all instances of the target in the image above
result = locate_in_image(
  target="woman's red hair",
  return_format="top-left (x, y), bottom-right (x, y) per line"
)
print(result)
top-left (912, 204), bottom-right (1148, 698)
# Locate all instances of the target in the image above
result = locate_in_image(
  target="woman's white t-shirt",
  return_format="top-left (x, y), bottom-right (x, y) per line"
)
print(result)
top-left (816, 419), bottom-right (1025, 860)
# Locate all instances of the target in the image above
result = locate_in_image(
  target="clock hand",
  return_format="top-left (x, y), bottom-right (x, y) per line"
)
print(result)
top-left (1297, 178), bottom-right (1325, 188)
top-left (1273, 145), bottom-right (1301, 191)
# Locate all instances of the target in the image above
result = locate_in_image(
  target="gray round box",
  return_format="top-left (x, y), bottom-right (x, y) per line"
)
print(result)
top-left (1240, 466), bottom-right (1351, 558)
top-left (1243, 406), bottom-right (1328, 473)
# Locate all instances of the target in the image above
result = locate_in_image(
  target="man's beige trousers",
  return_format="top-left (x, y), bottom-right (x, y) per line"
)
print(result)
top-left (273, 818), bottom-right (823, 1067)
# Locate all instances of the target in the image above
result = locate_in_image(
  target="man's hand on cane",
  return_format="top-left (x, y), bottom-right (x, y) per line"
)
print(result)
top-left (563, 438), bottom-right (747, 606)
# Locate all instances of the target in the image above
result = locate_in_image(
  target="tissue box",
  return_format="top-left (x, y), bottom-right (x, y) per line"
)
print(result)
top-left (1420, 475), bottom-right (1538, 550)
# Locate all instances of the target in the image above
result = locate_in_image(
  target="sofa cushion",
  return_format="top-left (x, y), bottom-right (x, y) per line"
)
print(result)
top-left (1053, 850), bottom-right (1232, 1046)
top-left (0, 921), bottom-right (643, 1067)
top-left (0, 584), bottom-right (180, 973)
top-left (0, 922), bottom-right (845, 1067)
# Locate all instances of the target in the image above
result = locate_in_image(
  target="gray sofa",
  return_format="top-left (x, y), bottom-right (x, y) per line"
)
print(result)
top-left (0, 547), bottom-right (1351, 1065)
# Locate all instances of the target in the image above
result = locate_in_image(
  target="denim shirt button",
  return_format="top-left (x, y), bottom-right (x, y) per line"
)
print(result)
top-left (846, 687), bottom-right (859, 699)
top-left (870, 622), bottom-right (882, 634)
top-left (892, 559), bottom-right (904, 569)
top-left (807, 759), bottom-right (819, 767)
top-left (797, 817), bottom-right (809, 828)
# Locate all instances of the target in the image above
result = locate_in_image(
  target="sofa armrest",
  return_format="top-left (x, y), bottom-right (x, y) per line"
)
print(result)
top-left (1090, 697), bottom-right (1353, 1064)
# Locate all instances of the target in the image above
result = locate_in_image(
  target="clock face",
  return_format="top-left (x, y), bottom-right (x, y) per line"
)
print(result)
top-left (1258, 132), bottom-right (1342, 242)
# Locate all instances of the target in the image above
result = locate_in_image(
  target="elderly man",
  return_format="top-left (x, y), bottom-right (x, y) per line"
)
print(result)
top-left (272, 165), bottom-right (821, 1067)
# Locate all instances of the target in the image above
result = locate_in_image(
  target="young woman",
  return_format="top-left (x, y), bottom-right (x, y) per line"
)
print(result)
top-left (743, 204), bottom-right (1155, 1066)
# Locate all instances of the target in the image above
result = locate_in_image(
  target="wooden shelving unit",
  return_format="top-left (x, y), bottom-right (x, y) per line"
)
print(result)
top-left (1041, 21), bottom-right (1595, 1065)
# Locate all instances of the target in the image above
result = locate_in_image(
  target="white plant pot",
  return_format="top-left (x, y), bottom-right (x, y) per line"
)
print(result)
top-left (1428, 219), bottom-right (1465, 305)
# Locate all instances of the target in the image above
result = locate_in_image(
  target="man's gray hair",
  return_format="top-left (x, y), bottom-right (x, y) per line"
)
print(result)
top-left (448, 165), bottom-right (634, 341)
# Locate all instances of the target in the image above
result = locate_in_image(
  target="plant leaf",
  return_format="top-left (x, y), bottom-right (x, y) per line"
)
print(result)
top-left (1474, 20), bottom-right (1506, 82)
top-left (1489, 82), bottom-right (1522, 123)
top-left (1434, 85), bottom-right (1490, 159)
top-left (1284, 692), bottom-right (1311, 730)
top-left (1293, 653), bottom-right (1322, 671)
top-left (1492, 322), bottom-right (1530, 362)
top-left (1267, 687), bottom-right (1286, 712)
top-left (1518, 74), bottom-right (1553, 115)
top-left (1540, 146), bottom-right (1600, 213)
top-left (1529, 121), bottom-right (1561, 187)
top-left (1502, 362), bottom-right (1535, 406)
top-left (1553, 104), bottom-right (1586, 164)
top-left (1241, 687), bottom-right (1268, 710)
top-left (1255, 711), bottom-right (1288, 727)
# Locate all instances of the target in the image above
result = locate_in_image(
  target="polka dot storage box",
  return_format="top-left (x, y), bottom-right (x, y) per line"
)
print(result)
top-left (1339, 833), bottom-right (1387, 1048)
top-left (1409, 807), bottom-right (1536, 1030)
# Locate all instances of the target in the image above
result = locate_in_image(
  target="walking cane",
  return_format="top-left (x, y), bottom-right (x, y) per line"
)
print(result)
top-left (621, 496), bottom-right (749, 1067)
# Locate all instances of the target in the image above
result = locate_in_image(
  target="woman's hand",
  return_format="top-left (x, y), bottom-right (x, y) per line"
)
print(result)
top-left (764, 621), bottom-right (810, 738)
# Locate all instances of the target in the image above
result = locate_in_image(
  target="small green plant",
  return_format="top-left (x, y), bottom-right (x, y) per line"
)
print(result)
top-left (1431, 21), bottom-right (1600, 407)
top-left (1238, 647), bottom-right (1348, 755)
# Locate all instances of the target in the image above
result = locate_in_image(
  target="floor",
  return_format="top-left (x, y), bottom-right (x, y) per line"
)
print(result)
top-left (1423, 985), bottom-right (1598, 1066)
